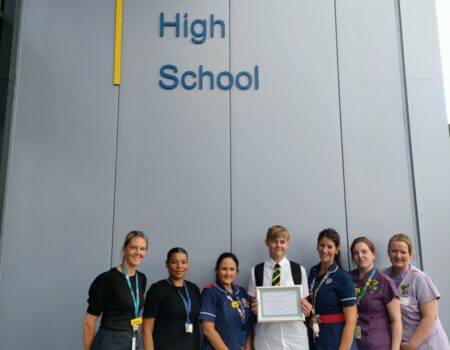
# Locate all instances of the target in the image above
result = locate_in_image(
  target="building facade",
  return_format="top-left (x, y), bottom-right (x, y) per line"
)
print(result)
top-left (0, 0), bottom-right (449, 348)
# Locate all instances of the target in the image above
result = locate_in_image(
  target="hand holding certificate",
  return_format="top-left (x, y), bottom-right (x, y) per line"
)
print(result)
top-left (256, 285), bottom-right (304, 323)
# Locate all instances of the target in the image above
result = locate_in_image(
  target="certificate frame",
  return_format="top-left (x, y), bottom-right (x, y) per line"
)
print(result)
top-left (256, 285), bottom-right (304, 323)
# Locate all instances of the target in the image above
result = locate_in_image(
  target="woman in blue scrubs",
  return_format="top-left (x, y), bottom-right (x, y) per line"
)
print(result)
top-left (200, 252), bottom-right (253, 350)
top-left (306, 228), bottom-right (358, 350)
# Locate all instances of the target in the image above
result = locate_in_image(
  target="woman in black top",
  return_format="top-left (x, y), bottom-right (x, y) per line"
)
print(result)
top-left (142, 247), bottom-right (201, 350)
top-left (82, 231), bottom-right (148, 350)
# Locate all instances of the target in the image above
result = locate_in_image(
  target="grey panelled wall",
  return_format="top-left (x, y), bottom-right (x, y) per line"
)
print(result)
top-left (0, 0), bottom-right (119, 349)
top-left (400, 0), bottom-right (450, 330)
top-left (0, 0), bottom-right (449, 349)
top-left (112, 0), bottom-right (232, 284)
top-left (230, 0), bottom-right (347, 284)
top-left (336, 0), bottom-right (417, 263)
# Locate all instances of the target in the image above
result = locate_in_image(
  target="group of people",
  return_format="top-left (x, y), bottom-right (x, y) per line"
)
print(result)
top-left (82, 226), bottom-right (450, 350)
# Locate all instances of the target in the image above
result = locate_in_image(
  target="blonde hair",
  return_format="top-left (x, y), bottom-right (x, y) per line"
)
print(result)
top-left (123, 230), bottom-right (148, 250)
top-left (388, 233), bottom-right (413, 255)
top-left (266, 225), bottom-right (290, 241)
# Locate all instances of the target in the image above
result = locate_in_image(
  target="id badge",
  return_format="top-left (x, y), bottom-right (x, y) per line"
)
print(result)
top-left (131, 317), bottom-right (142, 332)
top-left (400, 296), bottom-right (410, 305)
top-left (354, 325), bottom-right (362, 339)
top-left (131, 317), bottom-right (143, 326)
top-left (312, 316), bottom-right (320, 338)
top-left (131, 335), bottom-right (136, 350)
top-left (185, 322), bottom-right (193, 333)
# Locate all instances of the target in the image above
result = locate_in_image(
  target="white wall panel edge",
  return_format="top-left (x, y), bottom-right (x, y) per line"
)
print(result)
top-left (400, 0), bottom-right (450, 333)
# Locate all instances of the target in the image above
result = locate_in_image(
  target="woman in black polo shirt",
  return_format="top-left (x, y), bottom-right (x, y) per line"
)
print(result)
top-left (142, 247), bottom-right (201, 350)
top-left (82, 231), bottom-right (148, 350)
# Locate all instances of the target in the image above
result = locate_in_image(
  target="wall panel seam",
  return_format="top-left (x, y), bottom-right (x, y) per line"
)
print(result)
top-left (228, 0), bottom-right (233, 252)
top-left (334, 0), bottom-right (350, 268)
top-left (394, 0), bottom-right (422, 268)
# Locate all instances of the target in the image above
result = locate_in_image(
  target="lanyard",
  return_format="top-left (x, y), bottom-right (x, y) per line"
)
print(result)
top-left (225, 294), bottom-right (246, 323)
top-left (225, 290), bottom-right (247, 349)
top-left (120, 264), bottom-right (140, 318)
top-left (354, 268), bottom-right (376, 305)
top-left (311, 271), bottom-right (330, 314)
top-left (168, 279), bottom-right (192, 324)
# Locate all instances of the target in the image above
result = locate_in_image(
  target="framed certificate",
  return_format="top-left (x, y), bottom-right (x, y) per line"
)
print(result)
top-left (256, 285), bottom-right (304, 323)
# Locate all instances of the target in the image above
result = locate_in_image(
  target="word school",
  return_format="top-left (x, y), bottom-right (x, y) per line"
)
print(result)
top-left (158, 12), bottom-right (260, 91)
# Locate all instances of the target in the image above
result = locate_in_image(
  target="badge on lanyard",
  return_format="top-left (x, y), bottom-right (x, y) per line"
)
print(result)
top-left (312, 314), bottom-right (320, 338)
top-left (169, 279), bottom-right (193, 334)
top-left (399, 283), bottom-right (410, 305)
top-left (225, 291), bottom-right (247, 350)
top-left (354, 325), bottom-right (362, 339)
top-left (131, 336), bottom-right (136, 350)
top-left (310, 271), bottom-right (331, 339)
top-left (120, 264), bottom-right (140, 330)
top-left (185, 322), bottom-right (193, 333)
top-left (400, 296), bottom-right (410, 305)
top-left (131, 317), bottom-right (143, 331)
top-left (121, 264), bottom-right (141, 350)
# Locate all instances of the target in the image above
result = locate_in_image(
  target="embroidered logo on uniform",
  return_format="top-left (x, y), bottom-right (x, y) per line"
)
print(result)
top-left (400, 283), bottom-right (410, 295)
top-left (368, 279), bottom-right (379, 293)
top-left (325, 278), bottom-right (333, 284)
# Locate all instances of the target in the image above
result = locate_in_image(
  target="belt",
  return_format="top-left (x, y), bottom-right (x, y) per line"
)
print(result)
top-left (319, 313), bottom-right (344, 324)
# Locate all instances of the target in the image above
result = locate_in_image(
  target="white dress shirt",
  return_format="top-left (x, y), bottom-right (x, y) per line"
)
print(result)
top-left (248, 257), bottom-right (310, 350)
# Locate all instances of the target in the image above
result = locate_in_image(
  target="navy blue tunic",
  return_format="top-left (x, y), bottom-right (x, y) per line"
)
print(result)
top-left (199, 282), bottom-right (252, 350)
top-left (308, 263), bottom-right (357, 350)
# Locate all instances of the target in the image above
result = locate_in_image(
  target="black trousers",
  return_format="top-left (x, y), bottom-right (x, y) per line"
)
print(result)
top-left (91, 328), bottom-right (142, 350)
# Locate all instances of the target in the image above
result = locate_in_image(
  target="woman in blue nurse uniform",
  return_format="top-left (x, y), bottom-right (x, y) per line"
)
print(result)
top-left (304, 228), bottom-right (358, 350)
top-left (200, 252), bottom-right (253, 350)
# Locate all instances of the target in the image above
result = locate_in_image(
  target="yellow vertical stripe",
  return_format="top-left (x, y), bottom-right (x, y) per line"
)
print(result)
top-left (113, 0), bottom-right (123, 85)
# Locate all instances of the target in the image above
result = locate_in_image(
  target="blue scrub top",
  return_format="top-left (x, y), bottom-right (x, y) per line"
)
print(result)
top-left (199, 282), bottom-right (252, 350)
top-left (308, 263), bottom-right (357, 350)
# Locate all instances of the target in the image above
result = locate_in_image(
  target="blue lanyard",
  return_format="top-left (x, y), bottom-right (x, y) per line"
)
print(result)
top-left (121, 264), bottom-right (140, 318)
top-left (168, 279), bottom-right (192, 324)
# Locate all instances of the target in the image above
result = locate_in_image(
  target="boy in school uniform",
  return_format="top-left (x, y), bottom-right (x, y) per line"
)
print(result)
top-left (247, 225), bottom-right (311, 350)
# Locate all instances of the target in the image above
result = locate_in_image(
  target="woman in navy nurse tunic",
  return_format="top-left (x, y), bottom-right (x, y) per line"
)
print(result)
top-left (305, 228), bottom-right (358, 350)
top-left (199, 252), bottom-right (253, 350)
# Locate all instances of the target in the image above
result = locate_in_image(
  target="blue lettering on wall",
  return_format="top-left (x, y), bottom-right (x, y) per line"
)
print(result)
top-left (159, 64), bottom-right (178, 89)
top-left (157, 12), bottom-right (259, 91)
top-left (159, 13), bottom-right (225, 44)
top-left (159, 65), bottom-right (260, 90)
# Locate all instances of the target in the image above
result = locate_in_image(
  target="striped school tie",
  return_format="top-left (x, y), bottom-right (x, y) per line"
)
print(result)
top-left (272, 263), bottom-right (281, 286)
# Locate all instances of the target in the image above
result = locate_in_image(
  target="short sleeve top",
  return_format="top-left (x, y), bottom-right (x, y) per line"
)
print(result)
top-left (309, 263), bottom-right (356, 315)
top-left (308, 263), bottom-right (357, 350)
top-left (351, 269), bottom-right (399, 349)
top-left (199, 282), bottom-right (252, 350)
top-left (87, 268), bottom-right (147, 331)
top-left (143, 279), bottom-right (201, 350)
top-left (384, 265), bottom-right (450, 349)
